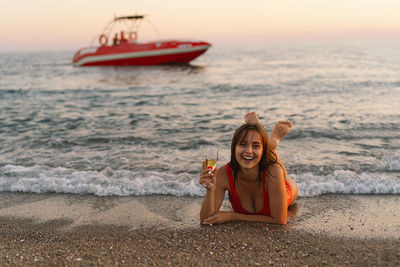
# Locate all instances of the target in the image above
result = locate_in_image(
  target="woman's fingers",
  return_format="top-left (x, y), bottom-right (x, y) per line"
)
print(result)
top-left (199, 167), bottom-right (218, 189)
top-left (199, 168), bottom-right (216, 181)
top-left (203, 214), bottom-right (222, 224)
top-left (199, 176), bottom-right (215, 189)
top-left (202, 212), bottom-right (231, 225)
top-left (203, 216), bottom-right (216, 224)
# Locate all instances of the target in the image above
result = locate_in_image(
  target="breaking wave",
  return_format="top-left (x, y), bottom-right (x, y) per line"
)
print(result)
top-left (1, 164), bottom-right (398, 197)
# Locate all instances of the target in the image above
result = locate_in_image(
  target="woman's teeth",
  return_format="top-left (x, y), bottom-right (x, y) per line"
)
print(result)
top-left (243, 156), bottom-right (253, 160)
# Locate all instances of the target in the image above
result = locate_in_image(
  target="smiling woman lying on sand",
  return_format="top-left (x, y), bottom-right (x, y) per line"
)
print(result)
top-left (199, 112), bottom-right (298, 225)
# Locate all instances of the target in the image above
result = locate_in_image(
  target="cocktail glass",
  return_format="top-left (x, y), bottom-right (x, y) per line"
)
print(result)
top-left (203, 150), bottom-right (218, 170)
top-left (202, 150), bottom-right (218, 189)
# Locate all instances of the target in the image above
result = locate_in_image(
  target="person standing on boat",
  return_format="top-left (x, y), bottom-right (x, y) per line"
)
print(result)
top-left (113, 33), bottom-right (119, 46)
top-left (199, 112), bottom-right (298, 225)
top-left (120, 31), bottom-right (127, 43)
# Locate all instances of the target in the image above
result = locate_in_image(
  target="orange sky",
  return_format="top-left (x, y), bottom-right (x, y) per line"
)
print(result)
top-left (1, 0), bottom-right (400, 51)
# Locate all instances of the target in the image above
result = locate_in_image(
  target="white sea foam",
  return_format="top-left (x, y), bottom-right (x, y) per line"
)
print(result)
top-left (0, 164), bottom-right (399, 197)
top-left (294, 170), bottom-right (400, 197)
top-left (0, 164), bottom-right (204, 197)
top-left (382, 151), bottom-right (400, 171)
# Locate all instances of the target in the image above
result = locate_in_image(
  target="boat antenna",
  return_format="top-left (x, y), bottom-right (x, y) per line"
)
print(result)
top-left (144, 17), bottom-right (161, 40)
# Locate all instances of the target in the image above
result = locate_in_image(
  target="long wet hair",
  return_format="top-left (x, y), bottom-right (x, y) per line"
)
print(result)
top-left (228, 123), bottom-right (279, 184)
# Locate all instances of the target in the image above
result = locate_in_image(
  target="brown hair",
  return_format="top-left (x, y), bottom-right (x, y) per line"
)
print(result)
top-left (228, 123), bottom-right (278, 183)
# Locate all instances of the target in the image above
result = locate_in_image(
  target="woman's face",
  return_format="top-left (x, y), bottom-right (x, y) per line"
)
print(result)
top-left (235, 130), bottom-right (263, 170)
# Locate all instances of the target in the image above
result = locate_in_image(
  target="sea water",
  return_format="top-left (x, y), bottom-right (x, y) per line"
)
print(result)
top-left (0, 41), bottom-right (399, 197)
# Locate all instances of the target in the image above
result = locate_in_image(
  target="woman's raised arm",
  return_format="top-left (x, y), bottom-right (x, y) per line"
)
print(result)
top-left (199, 166), bottom-right (228, 223)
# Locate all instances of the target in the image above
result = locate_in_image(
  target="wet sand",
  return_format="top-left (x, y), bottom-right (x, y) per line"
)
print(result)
top-left (0, 192), bottom-right (399, 266)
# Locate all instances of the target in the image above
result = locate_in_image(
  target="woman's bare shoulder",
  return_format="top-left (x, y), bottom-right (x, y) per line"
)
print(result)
top-left (266, 163), bottom-right (284, 180)
top-left (217, 164), bottom-right (227, 172)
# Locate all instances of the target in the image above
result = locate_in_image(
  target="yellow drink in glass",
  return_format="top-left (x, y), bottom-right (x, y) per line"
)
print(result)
top-left (202, 150), bottom-right (218, 170)
top-left (203, 158), bottom-right (218, 170)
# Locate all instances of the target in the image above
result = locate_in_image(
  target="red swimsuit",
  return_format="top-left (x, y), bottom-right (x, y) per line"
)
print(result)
top-left (226, 164), bottom-right (292, 216)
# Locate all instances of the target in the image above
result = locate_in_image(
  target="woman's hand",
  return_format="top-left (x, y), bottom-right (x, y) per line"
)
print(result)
top-left (244, 112), bottom-right (260, 124)
top-left (199, 167), bottom-right (218, 190)
top-left (202, 211), bottom-right (233, 224)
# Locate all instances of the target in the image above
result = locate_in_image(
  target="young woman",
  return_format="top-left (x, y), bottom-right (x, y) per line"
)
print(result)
top-left (199, 112), bottom-right (298, 225)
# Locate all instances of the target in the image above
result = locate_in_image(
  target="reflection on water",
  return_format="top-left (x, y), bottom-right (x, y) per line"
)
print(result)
top-left (96, 64), bottom-right (208, 86)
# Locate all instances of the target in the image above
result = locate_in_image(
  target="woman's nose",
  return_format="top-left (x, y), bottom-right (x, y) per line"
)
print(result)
top-left (245, 145), bottom-right (252, 153)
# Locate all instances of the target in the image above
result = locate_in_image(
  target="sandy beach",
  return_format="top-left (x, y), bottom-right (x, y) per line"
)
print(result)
top-left (0, 192), bottom-right (399, 266)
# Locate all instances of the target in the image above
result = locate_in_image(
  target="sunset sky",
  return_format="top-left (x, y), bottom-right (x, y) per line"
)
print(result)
top-left (1, 0), bottom-right (400, 51)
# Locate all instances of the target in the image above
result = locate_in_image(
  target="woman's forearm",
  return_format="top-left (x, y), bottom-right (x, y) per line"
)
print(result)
top-left (200, 190), bottom-right (215, 222)
top-left (230, 212), bottom-right (287, 225)
top-left (202, 211), bottom-right (287, 225)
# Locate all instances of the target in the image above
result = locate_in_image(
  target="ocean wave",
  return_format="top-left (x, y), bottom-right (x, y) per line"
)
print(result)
top-left (1, 164), bottom-right (399, 197)
top-left (0, 164), bottom-right (203, 197)
top-left (294, 170), bottom-right (399, 197)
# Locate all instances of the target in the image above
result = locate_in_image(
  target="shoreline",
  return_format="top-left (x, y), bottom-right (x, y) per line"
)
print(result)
top-left (0, 192), bottom-right (399, 265)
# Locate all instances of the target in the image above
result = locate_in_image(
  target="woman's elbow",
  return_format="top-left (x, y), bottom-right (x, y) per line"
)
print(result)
top-left (270, 216), bottom-right (287, 225)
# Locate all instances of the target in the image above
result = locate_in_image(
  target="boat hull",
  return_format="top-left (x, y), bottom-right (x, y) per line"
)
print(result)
top-left (73, 41), bottom-right (211, 66)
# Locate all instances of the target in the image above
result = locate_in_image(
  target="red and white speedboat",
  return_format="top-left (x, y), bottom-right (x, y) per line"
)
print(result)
top-left (72, 15), bottom-right (211, 66)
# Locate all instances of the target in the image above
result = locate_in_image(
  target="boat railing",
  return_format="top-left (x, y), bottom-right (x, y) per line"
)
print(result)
top-left (87, 15), bottom-right (161, 47)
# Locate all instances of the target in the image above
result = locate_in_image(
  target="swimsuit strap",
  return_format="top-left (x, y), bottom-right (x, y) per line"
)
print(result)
top-left (226, 164), bottom-right (246, 214)
top-left (226, 164), bottom-right (239, 201)
top-left (226, 164), bottom-right (234, 193)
